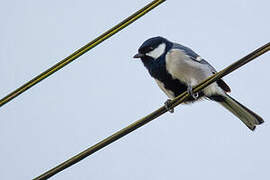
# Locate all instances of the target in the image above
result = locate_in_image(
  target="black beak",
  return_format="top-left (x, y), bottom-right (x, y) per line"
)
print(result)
top-left (133, 53), bottom-right (145, 59)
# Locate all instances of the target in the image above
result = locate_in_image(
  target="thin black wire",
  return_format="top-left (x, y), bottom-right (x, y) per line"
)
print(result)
top-left (33, 42), bottom-right (270, 180)
top-left (0, 0), bottom-right (166, 108)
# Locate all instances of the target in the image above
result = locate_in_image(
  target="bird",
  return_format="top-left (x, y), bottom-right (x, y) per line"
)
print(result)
top-left (133, 36), bottom-right (263, 131)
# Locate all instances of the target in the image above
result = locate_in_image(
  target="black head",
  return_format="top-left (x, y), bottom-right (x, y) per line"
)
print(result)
top-left (133, 36), bottom-right (173, 60)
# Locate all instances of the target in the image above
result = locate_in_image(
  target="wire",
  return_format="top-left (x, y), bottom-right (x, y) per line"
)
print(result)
top-left (0, 0), bottom-right (166, 108)
top-left (33, 43), bottom-right (270, 180)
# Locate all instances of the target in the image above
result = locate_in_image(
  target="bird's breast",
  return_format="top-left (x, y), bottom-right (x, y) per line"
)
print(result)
top-left (154, 79), bottom-right (175, 99)
top-left (144, 54), bottom-right (203, 101)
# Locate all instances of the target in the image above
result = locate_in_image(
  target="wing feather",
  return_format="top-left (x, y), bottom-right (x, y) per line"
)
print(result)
top-left (172, 43), bottom-right (231, 92)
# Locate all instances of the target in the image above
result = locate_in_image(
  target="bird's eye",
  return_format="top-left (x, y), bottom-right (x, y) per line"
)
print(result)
top-left (149, 47), bottom-right (154, 51)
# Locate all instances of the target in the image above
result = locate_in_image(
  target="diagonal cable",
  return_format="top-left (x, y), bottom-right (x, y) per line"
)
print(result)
top-left (33, 43), bottom-right (270, 180)
top-left (0, 0), bottom-right (166, 108)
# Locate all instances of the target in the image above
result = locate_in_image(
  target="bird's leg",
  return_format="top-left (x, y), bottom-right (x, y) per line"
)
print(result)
top-left (187, 85), bottom-right (199, 99)
top-left (164, 99), bottom-right (174, 113)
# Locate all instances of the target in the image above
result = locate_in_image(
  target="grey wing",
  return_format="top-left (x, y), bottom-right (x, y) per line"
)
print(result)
top-left (200, 59), bottom-right (217, 73)
top-left (173, 43), bottom-right (216, 71)
top-left (172, 43), bottom-right (231, 92)
top-left (200, 59), bottom-right (231, 92)
top-left (172, 43), bottom-right (203, 62)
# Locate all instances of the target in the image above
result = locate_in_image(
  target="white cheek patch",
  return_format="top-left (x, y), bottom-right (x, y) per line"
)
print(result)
top-left (146, 43), bottom-right (166, 59)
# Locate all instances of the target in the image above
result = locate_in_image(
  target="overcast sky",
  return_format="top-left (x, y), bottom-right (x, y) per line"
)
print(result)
top-left (0, 0), bottom-right (270, 179)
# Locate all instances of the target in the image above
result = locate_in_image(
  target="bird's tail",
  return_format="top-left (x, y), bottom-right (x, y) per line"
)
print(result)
top-left (218, 94), bottom-right (264, 131)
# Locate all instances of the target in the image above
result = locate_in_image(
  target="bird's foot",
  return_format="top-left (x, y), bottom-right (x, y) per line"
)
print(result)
top-left (187, 85), bottom-right (199, 99)
top-left (164, 99), bottom-right (174, 113)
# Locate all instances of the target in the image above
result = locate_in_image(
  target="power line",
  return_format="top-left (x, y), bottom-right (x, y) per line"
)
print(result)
top-left (0, 0), bottom-right (166, 108)
top-left (33, 42), bottom-right (270, 180)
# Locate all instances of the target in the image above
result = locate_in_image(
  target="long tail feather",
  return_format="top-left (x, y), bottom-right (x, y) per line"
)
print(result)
top-left (218, 95), bottom-right (264, 131)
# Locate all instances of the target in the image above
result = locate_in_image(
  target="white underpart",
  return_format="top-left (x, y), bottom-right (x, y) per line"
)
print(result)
top-left (155, 79), bottom-right (175, 99)
top-left (165, 49), bottom-right (225, 97)
top-left (146, 43), bottom-right (166, 59)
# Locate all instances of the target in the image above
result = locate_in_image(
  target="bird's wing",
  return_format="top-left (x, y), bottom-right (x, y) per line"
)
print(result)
top-left (172, 43), bottom-right (203, 63)
top-left (200, 60), bottom-right (231, 93)
top-left (172, 43), bottom-right (231, 92)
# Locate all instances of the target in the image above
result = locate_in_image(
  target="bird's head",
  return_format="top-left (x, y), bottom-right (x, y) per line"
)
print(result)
top-left (133, 36), bottom-right (172, 61)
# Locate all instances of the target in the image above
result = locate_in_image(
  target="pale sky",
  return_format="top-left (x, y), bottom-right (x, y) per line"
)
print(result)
top-left (0, 1), bottom-right (269, 179)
